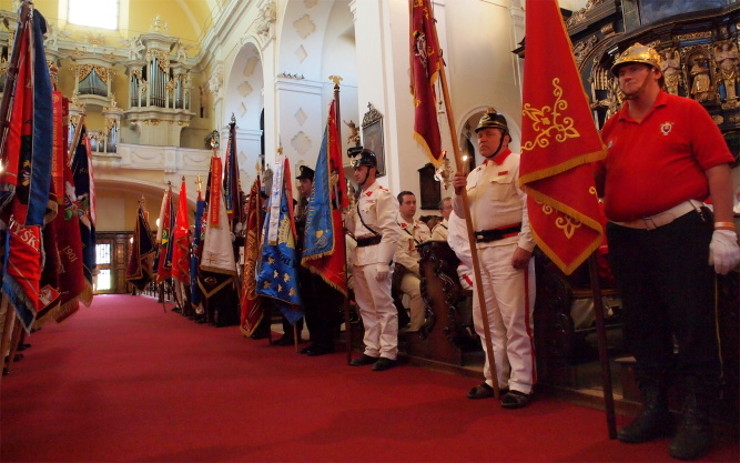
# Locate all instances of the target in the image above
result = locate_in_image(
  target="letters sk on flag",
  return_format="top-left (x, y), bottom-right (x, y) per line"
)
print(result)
top-left (518, 0), bottom-right (605, 275)
top-left (409, 0), bottom-right (443, 167)
top-left (1, 13), bottom-right (54, 331)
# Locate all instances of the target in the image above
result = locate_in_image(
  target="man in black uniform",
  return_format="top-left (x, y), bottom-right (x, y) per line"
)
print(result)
top-left (295, 165), bottom-right (342, 356)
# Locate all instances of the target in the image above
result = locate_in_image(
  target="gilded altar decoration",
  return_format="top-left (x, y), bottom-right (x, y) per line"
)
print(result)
top-left (147, 49), bottom-right (170, 74)
top-left (660, 49), bottom-right (683, 95)
top-left (521, 78), bottom-right (580, 152)
top-left (714, 40), bottom-right (739, 108)
top-left (688, 51), bottom-right (713, 103)
top-left (76, 64), bottom-right (109, 83)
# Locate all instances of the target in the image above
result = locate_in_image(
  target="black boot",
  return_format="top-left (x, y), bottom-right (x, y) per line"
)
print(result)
top-left (618, 380), bottom-right (673, 443)
top-left (669, 383), bottom-right (714, 460)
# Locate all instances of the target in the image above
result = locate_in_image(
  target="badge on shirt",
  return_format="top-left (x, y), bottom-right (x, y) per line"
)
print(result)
top-left (659, 121), bottom-right (674, 136)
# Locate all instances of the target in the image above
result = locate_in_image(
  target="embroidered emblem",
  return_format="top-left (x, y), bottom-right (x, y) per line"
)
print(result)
top-left (659, 121), bottom-right (674, 136)
top-left (521, 78), bottom-right (580, 152)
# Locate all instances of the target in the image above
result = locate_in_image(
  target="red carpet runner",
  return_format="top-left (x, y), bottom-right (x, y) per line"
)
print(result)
top-left (1, 294), bottom-right (737, 462)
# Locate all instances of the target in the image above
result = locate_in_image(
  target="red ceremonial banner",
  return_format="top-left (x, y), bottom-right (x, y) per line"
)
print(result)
top-left (155, 189), bottom-right (173, 283)
top-left (518, 0), bottom-right (606, 275)
top-left (171, 179), bottom-right (191, 284)
top-left (409, 0), bottom-right (443, 167)
top-left (208, 156), bottom-right (222, 227)
top-left (240, 178), bottom-right (264, 336)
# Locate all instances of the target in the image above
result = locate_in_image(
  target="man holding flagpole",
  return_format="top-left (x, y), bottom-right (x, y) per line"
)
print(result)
top-left (452, 109), bottom-right (536, 408)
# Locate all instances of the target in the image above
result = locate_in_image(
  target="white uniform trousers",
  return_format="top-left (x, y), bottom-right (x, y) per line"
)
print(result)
top-left (353, 263), bottom-right (398, 360)
top-left (472, 241), bottom-right (536, 394)
top-left (399, 273), bottom-right (425, 331)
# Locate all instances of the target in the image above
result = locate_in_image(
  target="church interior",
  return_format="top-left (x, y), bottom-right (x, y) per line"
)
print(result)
top-left (0, 0), bottom-right (738, 460)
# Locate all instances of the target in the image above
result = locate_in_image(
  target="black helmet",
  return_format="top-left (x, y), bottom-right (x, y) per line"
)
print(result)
top-left (475, 107), bottom-right (509, 135)
top-left (350, 149), bottom-right (377, 169)
top-left (296, 165), bottom-right (315, 181)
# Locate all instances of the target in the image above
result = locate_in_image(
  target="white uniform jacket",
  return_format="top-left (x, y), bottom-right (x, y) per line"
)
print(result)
top-left (345, 181), bottom-right (401, 266)
top-left (395, 216), bottom-right (431, 276)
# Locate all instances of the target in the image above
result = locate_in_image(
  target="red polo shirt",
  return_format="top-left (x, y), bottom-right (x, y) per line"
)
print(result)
top-left (597, 92), bottom-right (734, 222)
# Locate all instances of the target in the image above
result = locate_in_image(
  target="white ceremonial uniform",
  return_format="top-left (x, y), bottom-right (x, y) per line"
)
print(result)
top-left (395, 216), bottom-right (431, 331)
top-left (452, 149), bottom-right (537, 394)
top-left (345, 181), bottom-right (401, 360)
top-left (431, 219), bottom-right (448, 242)
top-left (446, 212), bottom-right (474, 291)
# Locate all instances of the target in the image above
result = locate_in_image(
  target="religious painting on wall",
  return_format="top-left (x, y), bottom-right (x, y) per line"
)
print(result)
top-left (361, 103), bottom-right (385, 177)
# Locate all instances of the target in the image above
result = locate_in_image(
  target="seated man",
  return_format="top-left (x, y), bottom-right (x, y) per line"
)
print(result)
top-left (394, 191), bottom-right (431, 333)
top-left (431, 197), bottom-right (453, 241)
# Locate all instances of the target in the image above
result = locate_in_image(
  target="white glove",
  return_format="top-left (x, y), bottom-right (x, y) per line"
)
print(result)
top-left (708, 229), bottom-right (740, 275)
top-left (375, 262), bottom-right (390, 281)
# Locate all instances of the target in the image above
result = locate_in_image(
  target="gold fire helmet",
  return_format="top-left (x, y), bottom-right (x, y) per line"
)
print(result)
top-left (611, 42), bottom-right (663, 76)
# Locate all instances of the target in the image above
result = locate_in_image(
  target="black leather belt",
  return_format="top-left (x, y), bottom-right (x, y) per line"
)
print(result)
top-left (355, 235), bottom-right (382, 247)
top-left (474, 224), bottom-right (521, 243)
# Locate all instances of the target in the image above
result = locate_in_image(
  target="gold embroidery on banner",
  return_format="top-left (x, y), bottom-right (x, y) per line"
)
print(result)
top-left (521, 78), bottom-right (580, 152)
top-left (554, 214), bottom-right (582, 239)
top-left (536, 194), bottom-right (588, 240)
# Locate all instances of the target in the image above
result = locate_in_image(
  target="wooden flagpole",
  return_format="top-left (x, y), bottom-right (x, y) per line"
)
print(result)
top-left (330, 76), bottom-right (354, 364)
top-left (427, 4), bottom-right (501, 399)
top-left (5, 318), bottom-right (23, 374)
top-left (587, 254), bottom-right (617, 438)
top-left (161, 181), bottom-right (172, 313)
top-left (0, 297), bottom-right (14, 379)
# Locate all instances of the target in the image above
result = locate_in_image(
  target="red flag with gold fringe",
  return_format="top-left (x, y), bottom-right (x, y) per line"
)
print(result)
top-left (171, 179), bottom-right (191, 284)
top-left (155, 188), bottom-right (174, 283)
top-left (409, 0), bottom-right (443, 167)
top-left (240, 177), bottom-right (264, 336)
top-left (518, 0), bottom-right (606, 275)
top-left (48, 98), bottom-right (86, 323)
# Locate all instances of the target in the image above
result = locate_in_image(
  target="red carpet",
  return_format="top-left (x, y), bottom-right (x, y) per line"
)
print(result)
top-left (1, 294), bottom-right (737, 462)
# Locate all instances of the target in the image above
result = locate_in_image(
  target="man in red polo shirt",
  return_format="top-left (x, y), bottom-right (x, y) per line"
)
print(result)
top-left (596, 43), bottom-right (740, 460)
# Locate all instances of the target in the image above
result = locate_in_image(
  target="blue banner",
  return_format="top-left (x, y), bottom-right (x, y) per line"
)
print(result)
top-left (256, 168), bottom-right (302, 324)
top-left (302, 130), bottom-right (333, 260)
top-left (190, 197), bottom-right (206, 307)
top-left (26, 11), bottom-right (53, 227)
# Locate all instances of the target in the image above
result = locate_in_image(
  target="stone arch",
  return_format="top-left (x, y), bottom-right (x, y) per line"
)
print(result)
top-left (224, 42), bottom-right (264, 133)
top-left (275, 0), bottom-right (357, 174)
top-left (278, 0), bottom-right (339, 82)
top-left (222, 40), bottom-right (265, 188)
